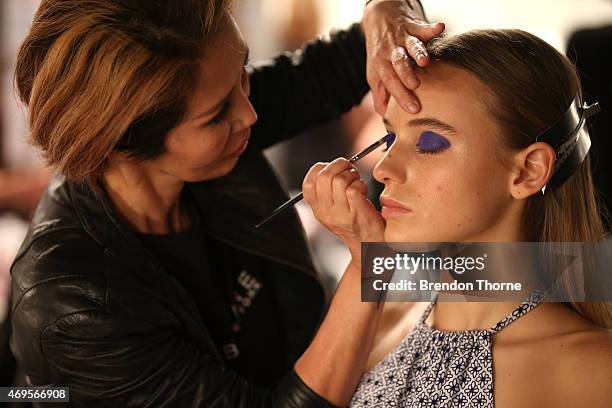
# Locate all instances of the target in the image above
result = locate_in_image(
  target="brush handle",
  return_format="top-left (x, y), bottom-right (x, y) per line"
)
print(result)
top-left (254, 134), bottom-right (390, 229)
top-left (254, 192), bottom-right (304, 229)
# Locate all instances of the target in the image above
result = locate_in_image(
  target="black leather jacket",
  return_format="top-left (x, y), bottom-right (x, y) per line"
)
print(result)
top-left (9, 24), bottom-right (368, 407)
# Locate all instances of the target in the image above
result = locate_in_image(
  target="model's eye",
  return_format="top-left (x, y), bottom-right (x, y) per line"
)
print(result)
top-left (382, 132), bottom-right (396, 152)
top-left (416, 131), bottom-right (450, 154)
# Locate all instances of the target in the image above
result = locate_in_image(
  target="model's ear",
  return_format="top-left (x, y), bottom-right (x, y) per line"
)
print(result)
top-left (509, 142), bottom-right (556, 199)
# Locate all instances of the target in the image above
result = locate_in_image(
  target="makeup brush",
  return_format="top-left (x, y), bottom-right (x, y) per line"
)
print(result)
top-left (254, 132), bottom-right (396, 229)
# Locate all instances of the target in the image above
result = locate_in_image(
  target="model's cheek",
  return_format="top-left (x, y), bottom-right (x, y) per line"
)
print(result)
top-left (425, 183), bottom-right (463, 225)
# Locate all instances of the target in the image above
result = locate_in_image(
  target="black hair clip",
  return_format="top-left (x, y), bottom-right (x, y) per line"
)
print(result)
top-left (537, 95), bottom-right (601, 193)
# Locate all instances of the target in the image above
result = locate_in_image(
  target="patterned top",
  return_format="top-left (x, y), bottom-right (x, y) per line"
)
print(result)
top-left (350, 291), bottom-right (546, 407)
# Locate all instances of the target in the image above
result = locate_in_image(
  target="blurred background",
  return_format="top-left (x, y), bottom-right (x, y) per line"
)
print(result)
top-left (1, 0), bottom-right (611, 375)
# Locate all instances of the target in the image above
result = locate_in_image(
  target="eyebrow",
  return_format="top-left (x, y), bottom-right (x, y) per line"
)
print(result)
top-left (383, 117), bottom-right (459, 135)
top-left (193, 48), bottom-right (250, 121)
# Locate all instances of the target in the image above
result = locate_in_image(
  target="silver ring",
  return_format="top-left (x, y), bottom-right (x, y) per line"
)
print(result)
top-left (391, 46), bottom-right (409, 64)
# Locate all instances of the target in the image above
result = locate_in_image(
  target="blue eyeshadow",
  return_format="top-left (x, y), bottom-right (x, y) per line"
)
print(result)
top-left (385, 132), bottom-right (396, 150)
top-left (417, 131), bottom-right (450, 152)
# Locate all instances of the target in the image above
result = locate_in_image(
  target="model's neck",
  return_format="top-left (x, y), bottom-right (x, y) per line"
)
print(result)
top-left (431, 200), bottom-right (540, 331)
top-left (102, 156), bottom-right (187, 234)
top-left (432, 242), bottom-right (540, 332)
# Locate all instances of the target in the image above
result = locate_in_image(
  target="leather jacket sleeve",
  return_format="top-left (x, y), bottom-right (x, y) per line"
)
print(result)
top-left (249, 23), bottom-right (369, 150)
top-left (39, 309), bottom-right (335, 408)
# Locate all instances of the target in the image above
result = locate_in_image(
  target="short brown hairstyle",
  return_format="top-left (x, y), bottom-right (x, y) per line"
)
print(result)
top-left (15, 0), bottom-right (232, 184)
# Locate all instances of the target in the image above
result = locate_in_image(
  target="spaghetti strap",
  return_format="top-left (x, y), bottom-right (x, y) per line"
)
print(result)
top-left (418, 297), bottom-right (437, 325)
top-left (488, 288), bottom-right (547, 334)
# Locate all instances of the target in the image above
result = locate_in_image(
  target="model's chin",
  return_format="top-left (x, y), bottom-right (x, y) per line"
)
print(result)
top-left (383, 218), bottom-right (411, 242)
top-left (384, 225), bottom-right (406, 243)
top-left (384, 221), bottom-right (430, 243)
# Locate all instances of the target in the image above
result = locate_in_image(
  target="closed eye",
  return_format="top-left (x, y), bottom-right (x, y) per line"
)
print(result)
top-left (415, 130), bottom-right (450, 154)
top-left (382, 132), bottom-right (396, 152)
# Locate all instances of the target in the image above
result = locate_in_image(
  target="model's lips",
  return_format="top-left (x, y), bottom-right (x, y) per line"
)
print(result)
top-left (229, 137), bottom-right (250, 157)
top-left (380, 195), bottom-right (412, 219)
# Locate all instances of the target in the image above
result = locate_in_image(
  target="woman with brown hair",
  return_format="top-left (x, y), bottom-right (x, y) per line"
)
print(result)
top-left (8, 0), bottom-right (446, 406)
top-left (303, 29), bottom-right (612, 407)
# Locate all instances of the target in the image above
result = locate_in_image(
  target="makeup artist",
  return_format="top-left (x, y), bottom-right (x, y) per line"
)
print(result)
top-left (8, 0), bottom-right (442, 406)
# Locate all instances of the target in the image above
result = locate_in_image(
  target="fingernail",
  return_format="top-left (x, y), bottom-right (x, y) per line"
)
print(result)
top-left (417, 54), bottom-right (427, 65)
top-left (406, 102), bottom-right (419, 113)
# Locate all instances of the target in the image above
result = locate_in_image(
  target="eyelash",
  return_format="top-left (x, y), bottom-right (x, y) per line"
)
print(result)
top-left (416, 146), bottom-right (444, 155)
top-left (383, 129), bottom-right (447, 155)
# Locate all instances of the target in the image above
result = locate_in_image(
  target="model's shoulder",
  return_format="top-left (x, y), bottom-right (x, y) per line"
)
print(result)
top-left (538, 314), bottom-right (612, 407)
top-left (560, 326), bottom-right (612, 375)
top-left (545, 305), bottom-right (612, 360)
top-left (496, 304), bottom-right (612, 407)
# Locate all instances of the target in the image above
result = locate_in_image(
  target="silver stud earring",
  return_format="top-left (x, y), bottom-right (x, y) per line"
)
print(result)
top-left (541, 185), bottom-right (547, 195)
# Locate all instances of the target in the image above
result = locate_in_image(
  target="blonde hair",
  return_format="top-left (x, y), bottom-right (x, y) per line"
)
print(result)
top-left (428, 29), bottom-right (612, 328)
top-left (15, 0), bottom-right (232, 185)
